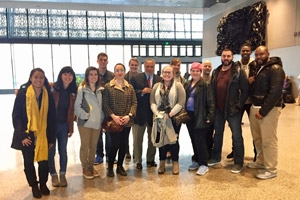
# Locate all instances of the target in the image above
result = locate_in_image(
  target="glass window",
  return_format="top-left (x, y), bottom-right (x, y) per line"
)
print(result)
top-left (71, 45), bottom-right (89, 76)
top-left (171, 45), bottom-right (178, 56)
top-left (87, 11), bottom-right (106, 39)
top-left (0, 9), bottom-right (7, 37)
top-left (132, 45), bottom-right (139, 57)
top-left (0, 44), bottom-right (13, 89)
top-left (88, 45), bottom-right (106, 68)
top-left (48, 9), bottom-right (68, 38)
top-left (158, 13), bottom-right (175, 39)
top-left (164, 45), bottom-right (171, 56)
top-left (124, 12), bottom-right (141, 39)
top-left (140, 45), bottom-right (146, 57)
top-left (52, 44), bottom-right (71, 77)
top-left (32, 44), bottom-right (53, 82)
top-left (106, 12), bottom-right (123, 39)
top-left (149, 45), bottom-right (155, 56)
top-left (195, 45), bottom-right (202, 56)
top-left (106, 45), bottom-right (125, 71)
top-left (142, 13), bottom-right (158, 40)
top-left (7, 8), bottom-right (28, 38)
top-left (28, 9), bottom-right (48, 38)
top-left (187, 45), bottom-right (194, 56)
top-left (12, 44), bottom-right (33, 88)
top-left (156, 45), bottom-right (162, 56)
top-left (68, 10), bottom-right (87, 39)
top-left (180, 45), bottom-right (186, 56)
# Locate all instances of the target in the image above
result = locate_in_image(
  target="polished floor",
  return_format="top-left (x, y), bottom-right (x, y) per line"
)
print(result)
top-left (1, 94), bottom-right (299, 200)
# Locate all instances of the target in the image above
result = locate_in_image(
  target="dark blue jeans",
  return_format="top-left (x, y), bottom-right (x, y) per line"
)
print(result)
top-left (212, 109), bottom-right (244, 166)
top-left (48, 123), bottom-right (68, 175)
top-left (96, 129), bottom-right (111, 158)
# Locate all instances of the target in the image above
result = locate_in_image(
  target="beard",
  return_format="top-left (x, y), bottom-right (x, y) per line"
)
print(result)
top-left (221, 60), bottom-right (233, 67)
top-left (257, 57), bottom-right (268, 66)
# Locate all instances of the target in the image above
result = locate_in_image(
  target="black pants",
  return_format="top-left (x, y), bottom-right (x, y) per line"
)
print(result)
top-left (21, 138), bottom-right (49, 187)
top-left (108, 127), bottom-right (130, 169)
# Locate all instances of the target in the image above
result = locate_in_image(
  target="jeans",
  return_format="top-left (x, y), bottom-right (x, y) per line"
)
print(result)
top-left (48, 123), bottom-right (68, 175)
top-left (212, 109), bottom-right (244, 166)
top-left (96, 130), bottom-right (111, 159)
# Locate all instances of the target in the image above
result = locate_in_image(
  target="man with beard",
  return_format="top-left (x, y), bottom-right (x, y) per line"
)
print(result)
top-left (246, 46), bottom-right (285, 180)
top-left (227, 44), bottom-right (257, 161)
top-left (208, 48), bottom-right (249, 174)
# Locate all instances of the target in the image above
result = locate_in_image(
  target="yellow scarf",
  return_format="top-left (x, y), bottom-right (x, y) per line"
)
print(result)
top-left (26, 85), bottom-right (49, 162)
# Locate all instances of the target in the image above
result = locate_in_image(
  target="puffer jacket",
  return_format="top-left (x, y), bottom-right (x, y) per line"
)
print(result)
top-left (211, 62), bottom-right (249, 118)
top-left (251, 57), bottom-right (285, 117)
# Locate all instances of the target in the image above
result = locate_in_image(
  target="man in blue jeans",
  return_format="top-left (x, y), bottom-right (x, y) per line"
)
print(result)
top-left (94, 52), bottom-right (114, 164)
top-left (208, 48), bottom-right (249, 173)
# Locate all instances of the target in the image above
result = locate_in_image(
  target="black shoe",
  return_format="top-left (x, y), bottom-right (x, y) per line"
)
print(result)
top-left (39, 184), bottom-right (50, 196)
top-left (116, 166), bottom-right (127, 176)
top-left (125, 153), bottom-right (131, 161)
top-left (147, 161), bottom-right (157, 167)
top-left (107, 168), bottom-right (114, 177)
top-left (226, 151), bottom-right (234, 159)
top-left (136, 163), bottom-right (143, 170)
top-left (32, 185), bottom-right (42, 199)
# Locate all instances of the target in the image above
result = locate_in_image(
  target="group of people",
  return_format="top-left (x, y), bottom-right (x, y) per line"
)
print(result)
top-left (11, 45), bottom-right (285, 199)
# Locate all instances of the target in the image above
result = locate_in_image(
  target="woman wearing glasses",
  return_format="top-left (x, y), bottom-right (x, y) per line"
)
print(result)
top-left (150, 65), bottom-right (186, 175)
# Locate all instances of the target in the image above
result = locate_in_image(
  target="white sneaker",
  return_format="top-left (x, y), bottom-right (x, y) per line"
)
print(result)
top-left (256, 170), bottom-right (277, 180)
top-left (196, 165), bottom-right (209, 176)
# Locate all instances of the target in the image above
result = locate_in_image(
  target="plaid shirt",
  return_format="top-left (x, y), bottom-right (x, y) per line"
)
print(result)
top-left (102, 78), bottom-right (137, 127)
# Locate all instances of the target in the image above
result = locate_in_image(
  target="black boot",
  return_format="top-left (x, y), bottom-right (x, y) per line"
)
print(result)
top-left (40, 184), bottom-right (50, 196)
top-left (116, 166), bottom-right (127, 176)
top-left (31, 185), bottom-right (42, 199)
top-left (38, 161), bottom-right (50, 196)
top-left (107, 168), bottom-right (114, 177)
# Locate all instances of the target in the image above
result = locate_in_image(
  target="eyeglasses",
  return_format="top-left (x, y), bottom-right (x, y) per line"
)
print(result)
top-left (162, 71), bottom-right (172, 75)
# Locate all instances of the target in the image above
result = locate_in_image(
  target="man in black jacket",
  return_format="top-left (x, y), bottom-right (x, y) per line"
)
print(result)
top-left (208, 48), bottom-right (249, 174)
top-left (247, 46), bottom-right (285, 180)
top-left (130, 58), bottom-right (162, 170)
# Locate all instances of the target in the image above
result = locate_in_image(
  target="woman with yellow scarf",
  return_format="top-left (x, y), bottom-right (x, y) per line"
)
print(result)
top-left (11, 68), bottom-right (56, 199)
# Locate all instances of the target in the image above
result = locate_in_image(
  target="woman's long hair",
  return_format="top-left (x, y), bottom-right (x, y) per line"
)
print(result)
top-left (81, 66), bottom-right (100, 88)
top-left (53, 66), bottom-right (77, 94)
top-left (23, 68), bottom-right (51, 93)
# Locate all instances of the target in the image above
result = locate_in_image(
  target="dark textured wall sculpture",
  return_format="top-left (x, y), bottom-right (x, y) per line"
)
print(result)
top-left (216, 1), bottom-right (268, 55)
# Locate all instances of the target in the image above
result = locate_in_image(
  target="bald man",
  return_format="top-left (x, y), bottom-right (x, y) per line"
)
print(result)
top-left (247, 46), bottom-right (285, 180)
top-left (202, 60), bottom-right (212, 83)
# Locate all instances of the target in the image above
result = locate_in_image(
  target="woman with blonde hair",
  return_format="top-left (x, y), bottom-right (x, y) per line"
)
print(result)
top-left (150, 65), bottom-right (186, 175)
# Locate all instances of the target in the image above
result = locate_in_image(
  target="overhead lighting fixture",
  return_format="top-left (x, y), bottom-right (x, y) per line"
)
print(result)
top-left (216, 0), bottom-right (219, 2)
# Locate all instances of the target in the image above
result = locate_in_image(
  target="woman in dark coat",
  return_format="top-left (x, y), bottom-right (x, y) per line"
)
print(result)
top-left (11, 68), bottom-right (55, 199)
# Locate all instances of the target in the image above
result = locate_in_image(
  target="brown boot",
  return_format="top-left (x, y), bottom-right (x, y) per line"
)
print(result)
top-left (172, 161), bottom-right (179, 175)
top-left (158, 160), bottom-right (165, 174)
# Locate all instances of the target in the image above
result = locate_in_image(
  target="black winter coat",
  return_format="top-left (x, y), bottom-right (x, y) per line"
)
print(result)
top-left (211, 62), bottom-right (249, 118)
top-left (11, 85), bottom-right (56, 150)
top-left (251, 57), bottom-right (285, 117)
top-left (184, 78), bottom-right (215, 129)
